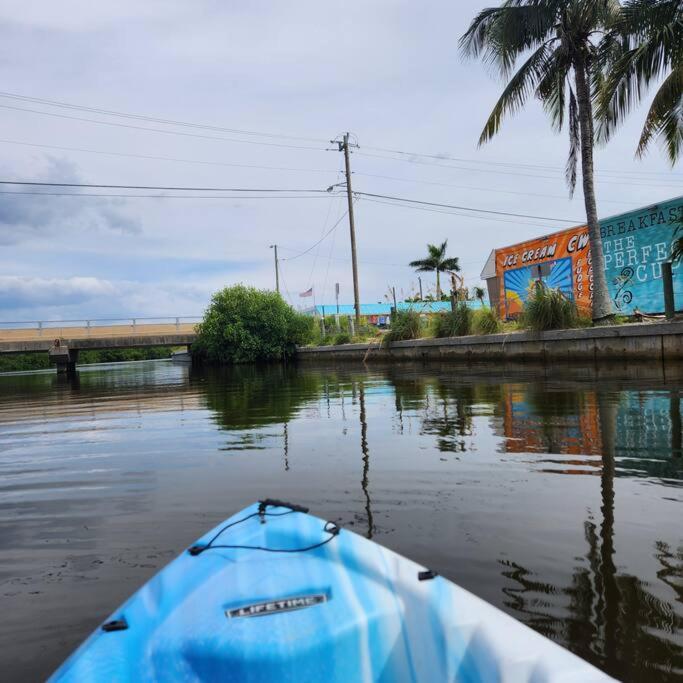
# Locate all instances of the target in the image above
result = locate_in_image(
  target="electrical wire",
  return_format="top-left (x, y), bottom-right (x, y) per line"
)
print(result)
top-left (281, 208), bottom-right (350, 261)
top-left (361, 144), bottom-right (683, 179)
top-left (0, 138), bottom-right (336, 174)
top-left (0, 103), bottom-right (327, 152)
top-left (353, 171), bottom-right (641, 207)
top-left (0, 91), bottom-right (328, 144)
top-left (354, 191), bottom-right (579, 223)
top-left (0, 180), bottom-right (327, 192)
top-left (354, 151), bottom-right (683, 189)
top-left (0, 190), bottom-right (329, 199)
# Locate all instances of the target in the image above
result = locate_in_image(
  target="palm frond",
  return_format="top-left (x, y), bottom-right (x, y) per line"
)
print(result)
top-left (597, 0), bottom-right (683, 153)
top-left (479, 41), bottom-right (554, 144)
top-left (409, 258), bottom-right (438, 272)
top-left (441, 257), bottom-right (461, 272)
top-left (672, 236), bottom-right (683, 263)
top-left (460, 2), bottom-right (560, 77)
top-left (637, 64), bottom-right (683, 161)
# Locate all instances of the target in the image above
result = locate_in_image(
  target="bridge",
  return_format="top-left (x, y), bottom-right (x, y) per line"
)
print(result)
top-left (0, 317), bottom-right (200, 372)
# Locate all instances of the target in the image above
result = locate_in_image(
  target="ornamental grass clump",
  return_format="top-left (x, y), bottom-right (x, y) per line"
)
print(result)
top-left (194, 285), bottom-right (313, 364)
top-left (521, 285), bottom-right (579, 332)
top-left (472, 307), bottom-right (501, 335)
top-left (384, 310), bottom-right (423, 344)
top-left (430, 302), bottom-right (472, 338)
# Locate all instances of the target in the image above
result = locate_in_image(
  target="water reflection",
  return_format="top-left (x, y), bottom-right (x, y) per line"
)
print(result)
top-left (1, 360), bottom-right (682, 682)
top-left (358, 383), bottom-right (374, 539)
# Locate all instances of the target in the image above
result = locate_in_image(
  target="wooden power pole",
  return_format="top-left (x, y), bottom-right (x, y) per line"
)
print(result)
top-left (340, 133), bottom-right (361, 325)
top-left (270, 244), bottom-right (280, 294)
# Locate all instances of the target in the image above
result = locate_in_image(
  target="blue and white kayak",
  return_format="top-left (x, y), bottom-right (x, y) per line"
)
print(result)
top-left (50, 500), bottom-right (613, 682)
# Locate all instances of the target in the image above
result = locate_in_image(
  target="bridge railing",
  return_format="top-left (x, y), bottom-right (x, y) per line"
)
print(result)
top-left (0, 316), bottom-right (202, 340)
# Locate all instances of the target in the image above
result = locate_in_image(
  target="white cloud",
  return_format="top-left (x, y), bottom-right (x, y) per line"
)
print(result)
top-left (0, 275), bottom-right (116, 310)
top-left (0, 157), bottom-right (141, 245)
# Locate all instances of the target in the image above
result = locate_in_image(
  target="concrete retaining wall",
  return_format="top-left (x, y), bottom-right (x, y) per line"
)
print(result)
top-left (297, 321), bottom-right (683, 363)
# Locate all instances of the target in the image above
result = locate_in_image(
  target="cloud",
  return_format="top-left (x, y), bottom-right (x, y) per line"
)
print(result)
top-left (0, 275), bottom-right (117, 310)
top-left (0, 157), bottom-right (141, 245)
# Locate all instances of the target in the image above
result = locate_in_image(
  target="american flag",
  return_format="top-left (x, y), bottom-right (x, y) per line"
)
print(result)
top-left (299, 287), bottom-right (313, 298)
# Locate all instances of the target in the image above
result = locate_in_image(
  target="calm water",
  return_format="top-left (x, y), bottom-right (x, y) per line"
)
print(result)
top-left (1, 360), bottom-right (682, 681)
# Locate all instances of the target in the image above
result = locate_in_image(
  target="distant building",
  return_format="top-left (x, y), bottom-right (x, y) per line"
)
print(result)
top-left (482, 195), bottom-right (683, 319)
top-left (303, 300), bottom-right (484, 325)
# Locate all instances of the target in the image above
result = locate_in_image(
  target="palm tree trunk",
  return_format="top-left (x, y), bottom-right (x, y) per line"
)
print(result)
top-left (436, 269), bottom-right (441, 299)
top-left (574, 57), bottom-right (613, 322)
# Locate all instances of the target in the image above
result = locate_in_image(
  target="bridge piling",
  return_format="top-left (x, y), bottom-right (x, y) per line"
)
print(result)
top-left (48, 342), bottom-right (79, 374)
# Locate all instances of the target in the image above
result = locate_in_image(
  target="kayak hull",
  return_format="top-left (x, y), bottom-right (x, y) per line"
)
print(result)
top-left (49, 502), bottom-right (613, 682)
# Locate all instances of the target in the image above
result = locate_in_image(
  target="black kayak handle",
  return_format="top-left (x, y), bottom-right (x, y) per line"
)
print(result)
top-left (258, 499), bottom-right (309, 515)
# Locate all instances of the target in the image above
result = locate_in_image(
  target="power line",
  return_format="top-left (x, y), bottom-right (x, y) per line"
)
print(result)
top-left (362, 144), bottom-right (683, 179)
top-left (353, 171), bottom-right (641, 207)
top-left (0, 103), bottom-right (327, 152)
top-left (281, 209), bottom-right (350, 261)
top-left (353, 191), bottom-right (579, 223)
top-left (360, 197), bottom-right (555, 229)
top-left (0, 180), bottom-right (327, 192)
top-left (0, 138), bottom-right (336, 174)
top-left (354, 151), bottom-right (683, 189)
top-left (0, 91), bottom-right (328, 144)
top-left (0, 190), bottom-right (329, 199)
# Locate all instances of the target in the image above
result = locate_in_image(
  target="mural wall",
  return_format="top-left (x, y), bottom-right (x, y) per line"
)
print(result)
top-left (495, 226), bottom-right (593, 318)
top-left (491, 195), bottom-right (683, 318)
top-left (600, 196), bottom-right (683, 314)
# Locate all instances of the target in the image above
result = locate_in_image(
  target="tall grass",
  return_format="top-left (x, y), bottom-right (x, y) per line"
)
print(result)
top-left (521, 285), bottom-right (579, 331)
top-left (472, 307), bottom-right (501, 335)
top-left (430, 303), bottom-right (472, 338)
top-left (384, 310), bottom-right (423, 343)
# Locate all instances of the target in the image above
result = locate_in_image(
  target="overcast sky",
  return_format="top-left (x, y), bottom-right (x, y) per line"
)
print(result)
top-left (0, 0), bottom-right (680, 321)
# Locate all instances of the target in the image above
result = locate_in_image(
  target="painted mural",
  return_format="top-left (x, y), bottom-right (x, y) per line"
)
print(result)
top-left (492, 195), bottom-right (683, 318)
top-left (496, 226), bottom-right (593, 318)
top-left (599, 196), bottom-right (683, 314)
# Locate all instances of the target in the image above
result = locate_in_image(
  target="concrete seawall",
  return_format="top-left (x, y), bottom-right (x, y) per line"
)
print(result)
top-left (297, 321), bottom-right (683, 363)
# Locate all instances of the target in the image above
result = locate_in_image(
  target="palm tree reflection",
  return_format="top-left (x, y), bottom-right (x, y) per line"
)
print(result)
top-left (499, 393), bottom-right (683, 681)
top-left (358, 382), bottom-right (374, 539)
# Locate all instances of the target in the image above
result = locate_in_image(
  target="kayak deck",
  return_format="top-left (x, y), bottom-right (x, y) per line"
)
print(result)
top-left (50, 501), bottom-right (613, 682)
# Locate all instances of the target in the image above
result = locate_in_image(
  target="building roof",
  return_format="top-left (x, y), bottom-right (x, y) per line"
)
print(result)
top-left (303, 301), bottom-right (484, 316)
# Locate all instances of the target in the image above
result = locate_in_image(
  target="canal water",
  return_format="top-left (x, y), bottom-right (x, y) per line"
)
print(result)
top-left (1, 360), bottom-right (681, 681)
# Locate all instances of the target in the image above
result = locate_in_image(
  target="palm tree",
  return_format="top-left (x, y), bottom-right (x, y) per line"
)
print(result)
top-left (598, 0), bottom-right (683, 163)
top-left (473, 285), bottom-right (487, 306)
top-left (460, 0), bottom-right (619, 322)
top-left (409, 240), bottom-right (460, 299)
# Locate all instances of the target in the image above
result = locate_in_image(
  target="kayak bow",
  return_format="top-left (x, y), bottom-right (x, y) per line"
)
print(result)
top-left (50, 500), bottom-right (614, 682)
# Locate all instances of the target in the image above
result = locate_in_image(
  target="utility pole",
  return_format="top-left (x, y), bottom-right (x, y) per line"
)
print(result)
top-left (338, 133), bottom-right (361, 325)
top-left (270, 244), bottom-right (280, 294)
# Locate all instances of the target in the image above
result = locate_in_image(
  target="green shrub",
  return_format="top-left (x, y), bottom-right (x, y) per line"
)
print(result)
top-left (472, 307), bottom-right (501, 335)
top-left (333, 332), bottom-right (352, 345)
top-left (430, 303), bottom-right (472, 338)
top-left (520, 285), bottom-right (579, 331)
top-left (193, 285), bottom-right (313, 364)
top-left (384, 309), bottom-right (423, 343)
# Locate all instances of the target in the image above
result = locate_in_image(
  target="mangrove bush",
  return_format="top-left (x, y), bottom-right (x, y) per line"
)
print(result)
top-left (193, 285), bottom-right (313, 364)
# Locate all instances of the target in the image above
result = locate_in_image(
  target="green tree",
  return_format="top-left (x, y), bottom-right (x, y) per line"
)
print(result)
top-left (193, 285), bottom-right (313, 364)
top-left (409, 240), bottom-right (460, 299)
top-left (598, 0), bottom-right (683, 163)
top-left (460, 0), bottom-right (620, 323)
top-left (473, 285), bottom-right (486, 305)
